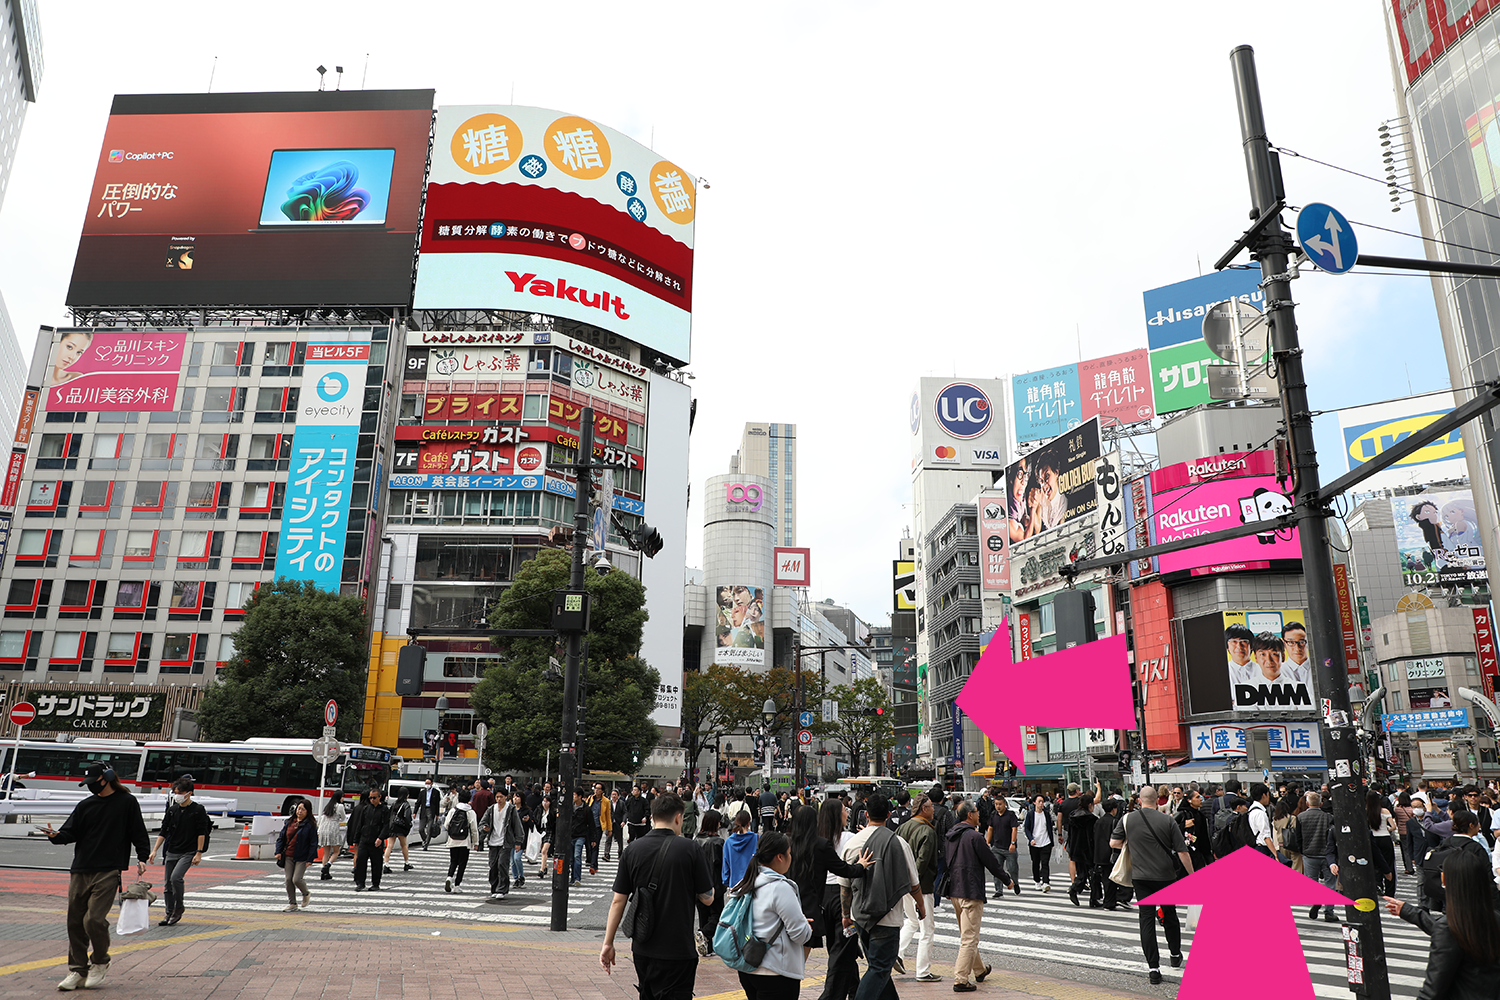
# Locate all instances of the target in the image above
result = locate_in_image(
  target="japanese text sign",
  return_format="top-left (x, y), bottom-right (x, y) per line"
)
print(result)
top-left (1188, 722), bottom-right (1322, 759)
top-left (1011, 364), bottom-right (1080, 444)
top-left (25, 689), bottom-right (166, 735)
top-left (1078, 349), bottom-right (1154, 427)
top-left (46, 330), bottom-right (186, 412)
top-left (1383, 708), bottom-right (1469, 732)
top-left (1142, 270), bottom-right (1264, 415)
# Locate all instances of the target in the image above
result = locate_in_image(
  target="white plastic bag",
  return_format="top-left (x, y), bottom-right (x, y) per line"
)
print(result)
top-left (525, 829), bottom-right (542, 863)
top-left (117, 898), bottom-right (150, 936)
top-left (1184, 904), bottom-right (1203, 930)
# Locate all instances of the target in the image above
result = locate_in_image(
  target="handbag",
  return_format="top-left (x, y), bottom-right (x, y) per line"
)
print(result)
top-left (117, 897), bottom-right (150, 936)
top-left (621, 837), bottom-right (671, 940)
top-left (1108, 814), bottom-right (1133, 888)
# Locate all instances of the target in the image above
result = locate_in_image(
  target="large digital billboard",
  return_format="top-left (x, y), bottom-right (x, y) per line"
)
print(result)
top-left (1181, 609), bottom-right (1316, 715)
top-left (714, 584), bottom-right (765, 666)
top-left (1338, 392), bottom-right (1466, 491)
top-left (1392, 488), bottom-right (1487, 586)
top-left (412, 106), bottom-right (696, 364)
top-left (1148, 450), bottom-right (1300, 576)
top-left (66, 90), bottom-right (435, 308)
top-left (1142, 270), bottom-right (1265, 415)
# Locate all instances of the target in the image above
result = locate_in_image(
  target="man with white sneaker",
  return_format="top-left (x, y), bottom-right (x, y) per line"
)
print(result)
top-left (44, 762), bottom-right (151, 991)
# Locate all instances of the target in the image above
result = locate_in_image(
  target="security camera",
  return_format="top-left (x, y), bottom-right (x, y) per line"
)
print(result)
top-left (592, 551), bottom-right (613, 577)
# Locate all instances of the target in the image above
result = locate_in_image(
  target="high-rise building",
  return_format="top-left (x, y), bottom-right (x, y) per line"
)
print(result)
top-left (0, 0), bottom-right (43, 437)
top-left (731, 422), bottom-right (796, 546)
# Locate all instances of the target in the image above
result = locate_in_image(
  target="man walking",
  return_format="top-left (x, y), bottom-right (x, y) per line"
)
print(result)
top-left (1089, 796), bottom-right (1127, 910)
top-left (944, 800), bottom-right (1011, 991)
top-left (1109, 786), bottom-right (1194, 984)
top-left (758, 782), bottom-right (778, 834)
top-left (484, 790), bottom-right (525, 899)
top-left (985, 794), bottom-right (1021, 897)
top-left (147, 776), bottom-right (210, 926)
top-left (604, 788), bottom-right (623, 862)
top-left (570, 787), bottom-right (595, 887)
top-left (417, 777), bottom-right (443, 850)
top-left (470, 778), bottom-right (495, 826)
top-left (624, 784), bottom-right (650, 846)
top-left (844, 796), bottom-right (924, 1000)
top-left (44, 762), bottom-right (151, 991)
top-left (589, 782), bottom-right (611, 872)
top-left (896, 794), bottom-right (940, 982)
top-left (601, 792), bottom-right (714, 1000)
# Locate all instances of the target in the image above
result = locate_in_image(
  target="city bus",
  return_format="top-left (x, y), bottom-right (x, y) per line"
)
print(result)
top-left (0, 739), bottom-right (146, 796)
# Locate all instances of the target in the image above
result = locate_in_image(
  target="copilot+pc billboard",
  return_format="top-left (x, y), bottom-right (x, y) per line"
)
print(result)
top-left (67, 90), bottom-right (435, 308)
top-left (413, 106), bottom-right (696, 365)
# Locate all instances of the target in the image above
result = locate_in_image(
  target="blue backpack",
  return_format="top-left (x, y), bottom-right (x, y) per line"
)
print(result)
top-left (712, 877), bottom-right (786, 972)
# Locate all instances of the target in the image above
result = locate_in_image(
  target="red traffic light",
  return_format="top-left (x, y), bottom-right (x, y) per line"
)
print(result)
top-left (874, 707), bottom-right (885, 716)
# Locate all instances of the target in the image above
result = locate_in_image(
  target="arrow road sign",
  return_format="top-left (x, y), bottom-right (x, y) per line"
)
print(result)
top-left (799, 711), bottom-right (814, 728)
top-left (1297, 202), bottom-right (1358, 274)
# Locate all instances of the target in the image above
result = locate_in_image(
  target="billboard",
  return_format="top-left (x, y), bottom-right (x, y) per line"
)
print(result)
top-left (977, 490), bottom-right (1010, 592)
top-left (1338, 393), bottom-right (1466, 491)
top-left (1150, 464), bottom-right (1300, 576)
top-left (1078, 349), bottom-right (1154, 427)
top-left (894, 560), bottom-right (916, 611)
top-left (910, 377), bottom-right (1008, 473)
top-left (1011, 364), bottom-right (1080, 444)
top-left (773, 547), bottom-right (811, 587)
top-left (1188, 722), bottom-right (1322, 759)
top-left (44, 330), bottom-right (186, 411)
top-left (1392, 489), bottom-right (1487, 586)
top-left (17, 689), bottom-right (165, 736)
top-left (66, 90), bottom-right (435, 308)
top-left (413, 105), bottom-right (696, 364)
top-left (273, 341), bottom-right (367, 590)
top-left (1384, 708), bottom-right (1469, 732)
top-left (1389, 0), bottom-right (1497, 85)
top-left (1004, 418), bottom-right (1100, 544)
top-left (1181, 609), bottom-right (1316, 714)
top-left (409, 342), bottom-right (647, 414)
top-left (714, 585), bottom-right (765, 666)
top-left (1142, 270), bottom-right (1265, 415)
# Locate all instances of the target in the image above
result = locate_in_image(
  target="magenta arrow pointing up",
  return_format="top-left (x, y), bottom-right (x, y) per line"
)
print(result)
top-left (955, 618), bottom-right (1136, 773)
top-left (1140, 847), bottom-right (1354, 999)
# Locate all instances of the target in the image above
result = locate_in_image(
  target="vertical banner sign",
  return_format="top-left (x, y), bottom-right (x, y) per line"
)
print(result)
top-left (274, 342), bottom-right (368, 589)
top-left (1332, 564), bottom-right (1360, 669)
top-left (1024, 726), bottom-right (1038, 750)
top-left (1474, 607), bottom-right (1498, 701)
top-left (977, 490), bottom-right (1010, 592)
top-left (1018, 614), bottom-right (1033, 660)
top-left (951, 702), bottom-right (965, 769)
top-left (0, 450), bottom-right (23, 508)
top-left (13, 387), bottom-right (38, 445)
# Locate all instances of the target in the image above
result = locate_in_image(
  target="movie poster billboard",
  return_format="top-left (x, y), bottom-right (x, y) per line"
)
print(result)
top-left (67, 90), bottom-right (435, 308)
top-left (1004, 418), bottom-right (1101, 545)
top-left (1222, 609), bottom-right (1315, 712)
top-left (414, 105), bottom-right (696, 364)
top-left (45, 330), bottom-right (186, 411)
top-left (1142, 270), bottom-right (1265, 415)
top-left (714, 585), bottom-right (766, 666)
top-left (1392, 489), bottom-right (1486, 586)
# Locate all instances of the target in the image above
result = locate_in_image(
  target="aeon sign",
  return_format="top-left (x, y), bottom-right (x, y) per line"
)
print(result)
top-left (725, 482), bottom-right (765, 512)
top-left (934, 382), bottom-right (992, 439)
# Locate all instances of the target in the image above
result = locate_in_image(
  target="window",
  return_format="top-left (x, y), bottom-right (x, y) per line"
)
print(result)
top-left (162, 633), bottom-right (192, 661)
top-left (263, 342), bottom-right (293, 366)
top-left (218, 634), bottom-right (236, 662)
top-left (255, 387), bottom-right (286, 411)
top-left (185, 481), bottom-right (218, 508)
top-left (0, 630), bottom-right (26, 658)
top-left (105, 633), bottom-right (136, 660)
top-left (249, 434), bottom-right (285, 459)
top-left (241, 483), bottom-right (271, 508)
top-left (413, 536), bottom-right (511, 581)
top-left (232, 532), bottom-right (263, 559)
top-left (115, 581), bottom-right (147, 609)
top-left (51, 632), bottom-right (81, 659)
top-left (179, 531), bottom-right (210, 559)
top-left (523, 394), bottom-right (543, 420)
top-left (16, 529), bottom-right (46, 557)
top-left (132, 481), bottom-right (165, 509)
top-left (60, 580), bottom-right (90, 607)
top-left (79, 481), bottom-right (112, 510)
top-left (211, 342), bottom-right (241, 366)
top-left (28, 481), bottom-right (59, 506)
top-left (143, 434), bottom-right (180, 458)
top-left (70, 530), bottom-right (103, 559)
top-left (170, 581), bottom-right (201, 609)
top-left (123, 531), bottom-right (156, 559)
top-left (5, 579), bottom-right (35, 605)
top-left (443, 656), bottom-right (481, 678)
top-left (37, 434), bottom-right (68, 458)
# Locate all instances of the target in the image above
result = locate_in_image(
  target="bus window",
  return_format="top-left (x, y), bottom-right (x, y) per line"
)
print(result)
top-left (14, 747), bottom-right (139, 782)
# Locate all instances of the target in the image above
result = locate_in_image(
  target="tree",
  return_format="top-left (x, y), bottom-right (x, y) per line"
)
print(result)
top-left (826, 676), bottom-right (894, 774)
top-left (469, 548), bottom-right (659, 773)
top-left (197, 579), bottom-right (369, 743)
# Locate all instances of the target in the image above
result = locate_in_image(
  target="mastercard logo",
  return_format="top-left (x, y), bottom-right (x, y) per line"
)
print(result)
top-left (934, 446), bottom-right (957, 458)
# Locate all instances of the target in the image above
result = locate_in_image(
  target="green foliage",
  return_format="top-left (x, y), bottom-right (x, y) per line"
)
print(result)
top-left (826, 676), bottom-right (894, 772)
top-left (470, 548), bottom-right (660, 773)
top-left (197, 579), bottom-right (369, 742)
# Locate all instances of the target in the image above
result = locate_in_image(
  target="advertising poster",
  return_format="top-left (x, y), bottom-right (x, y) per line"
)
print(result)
top-left (414, 105), bottom-right (696, 364)
top-left (25, 689), bottom-right (166, 736)
top-left (773, 547), bottom-right (811, 587)
top-left (1096, 450), bottom-right (1128, 560)
top-left (1142, 270), bottom-right (1265, 415)
top-left (67, 90), bottom-right (435, 308)
top-left (273, 342), bottom-right (367, 590)
top-left (1392, 489), bottom-right (1487, 586)
top-left (910, 377), bottom-right (1008, 473)
top-left (1188, 722), bottom-right (1322, 759)
top-left (1151, 472), bottom-right (1299, 575)
top-left (412, 342), bottom-right (648, 414)
top-left (1338, 392), bottom-right (1465, 491)
top-left (1409, 687), bottom-right (1454, 710)
top-left (1011, 364), bottom-right (1080, 444)
top-left (714, 585), bottom-right (766, 666)
top-left (1005, 418), bottom-right (1101, 545)
top-left (977, 490), bottom-right (1010, 592)
top-left (894, 560), bottom-right (917, 612)
top-left (1222, 609), bottom-right (1315, 712)
top-left (1078, 349), bottom-right (1154, 427)
top-left (45, 330), bottom-right (186, 412)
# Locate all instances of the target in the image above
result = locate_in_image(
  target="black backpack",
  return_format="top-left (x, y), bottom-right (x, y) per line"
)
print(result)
top-left (1281, 815), bottom-right (1302, 855)
top-left (1423, 843), bottom-right (1460, 912)
top-left (1212, 810), bottom-right (1254, 857)
top-left (446, 807), bottom-right (470, 841)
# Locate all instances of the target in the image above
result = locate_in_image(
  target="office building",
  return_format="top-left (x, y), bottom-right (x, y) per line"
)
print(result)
top-left (731, 422), bottom-right (796, 546)
top-left (0, 0), bottom-right (43, 437)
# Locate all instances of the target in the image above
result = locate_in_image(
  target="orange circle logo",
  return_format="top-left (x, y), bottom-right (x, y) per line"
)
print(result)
top-left (935, 446), bottom-right (956, 459)
top-left (649, 160), bottom-right (695, 225)
top-left (451, 113), bottom-right (523, 175)
top-left (544, 116), bottom-right (611, 180)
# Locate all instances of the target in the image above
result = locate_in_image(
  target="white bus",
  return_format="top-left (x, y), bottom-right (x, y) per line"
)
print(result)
top-left (0, 739), bottom-right (146, 797)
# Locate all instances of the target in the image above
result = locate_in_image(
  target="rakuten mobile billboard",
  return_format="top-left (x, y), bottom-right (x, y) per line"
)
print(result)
top-left (67, 90), bottom-right (435, 308)
top-left (413, 106), bottom-right (696, 365)
top-left (1149, 451), bottom-right (1301, 575)
top-left (909, 377), bottom-right (1008, 474)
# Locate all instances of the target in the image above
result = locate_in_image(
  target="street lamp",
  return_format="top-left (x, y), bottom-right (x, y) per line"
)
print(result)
top-left (762, 698), bottom-right (777, 789)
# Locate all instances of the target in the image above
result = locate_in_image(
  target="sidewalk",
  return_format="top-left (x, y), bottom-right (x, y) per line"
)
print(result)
top-left (0, 888), bottom-right (1157, 1000)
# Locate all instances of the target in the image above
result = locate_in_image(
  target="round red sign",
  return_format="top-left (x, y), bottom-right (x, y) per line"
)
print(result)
top-left (9, 701), bottom-right (37, 727)
top-left (324, 700), bottom-right (338, 726)
top-left (516, 446), bottom-right (544, 472)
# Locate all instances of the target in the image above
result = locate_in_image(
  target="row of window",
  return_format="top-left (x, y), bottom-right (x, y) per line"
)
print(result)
top-left (5, 627), bottom-right (224, 674)
top-left (37, 431), bottom-right (374, 471)
top-left (22, 479), bottom-right (290, 517)
top-left (14, 528), bottom-right (282, 570)
top-left (5, 577), bottom-right (261, 620)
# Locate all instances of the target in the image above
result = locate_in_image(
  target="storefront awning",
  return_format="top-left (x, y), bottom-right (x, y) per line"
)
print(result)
top-left (1014, 763), bottom-right (1075, 778)
top-left (970, 765), bottom-right (997, 778)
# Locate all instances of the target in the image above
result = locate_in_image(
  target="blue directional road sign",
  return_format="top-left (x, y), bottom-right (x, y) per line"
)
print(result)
top-left (1297, 202), bottom-right (1358, 274)
top-left (799, 711), bottom-right (815, 728)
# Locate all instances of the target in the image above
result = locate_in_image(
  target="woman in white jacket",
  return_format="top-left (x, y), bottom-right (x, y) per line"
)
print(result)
top-left (731, 831), bottom-right (813, 1000)
top-left (442, 788), bottom-right (479, 893)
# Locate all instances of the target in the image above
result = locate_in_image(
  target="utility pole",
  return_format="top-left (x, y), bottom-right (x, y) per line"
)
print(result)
top-left (551, 406), bottom-right (596, 932)
top-left (1229, 46), bottom-right (1389, 996)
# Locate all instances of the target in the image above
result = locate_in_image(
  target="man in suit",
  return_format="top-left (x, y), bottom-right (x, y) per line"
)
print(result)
top-left (418, 777), bottom-right (444, 850)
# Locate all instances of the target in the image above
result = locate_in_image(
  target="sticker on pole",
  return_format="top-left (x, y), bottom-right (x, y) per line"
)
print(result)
top-left (1297, 202), bottom-right (1358, 274)
top-left (324, 700), bottom-right (338, 727)
top-left (9, 700), bottom-right (36, 727)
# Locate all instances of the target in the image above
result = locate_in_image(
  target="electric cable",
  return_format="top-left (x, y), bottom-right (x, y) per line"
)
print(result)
top-left (1273, 145), bottom-right (1500, 228)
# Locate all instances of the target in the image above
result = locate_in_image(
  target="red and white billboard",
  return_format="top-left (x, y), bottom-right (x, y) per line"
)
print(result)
top-left (46, 330), bottom-right (186, 412)
top-left (977, 489), bottom-right (1010, 592)
top-left (413, 106), bottom-right (695, 364)
top-left (1476, 607), bottom-right (1498, 701)
top-left (773, 547), bottom-right (811, 587)
top-left (1391, 0), bottom-right (1498, 85)
top-left (1078, 348), bottom-right (1154, 427)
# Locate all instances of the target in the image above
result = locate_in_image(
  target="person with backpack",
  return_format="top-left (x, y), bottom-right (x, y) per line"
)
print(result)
top-left (1274, 796), bottom-right (1302, 872)
top-left (147, 776), bottom-right (211, 927)
top-left (348, 786), bottom-right (392, 892)
top-left (723, 808), bottom-right (759, 891)
top-left (443, 788), bottom-right (479, 893)
top-left (1388, 849), bottom-right (1500, 999)
top-left (383, 787), bottom-right (415, 876)
top-left (1246, 783), bottom-right (1276, 858)
top-left (1209, 793), bottom-right (1255, 859)
top-left (1109, 785), bottom-right (1194, 985)
top-left (718, 831), bottom-right (813, 999)
top-left (1418, 809), bottom-right (1497, 915)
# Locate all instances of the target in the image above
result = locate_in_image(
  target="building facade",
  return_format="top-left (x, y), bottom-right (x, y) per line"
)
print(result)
top-left (731, 422), bottom-right (796, 546)
top-left (0, 0), bottom-right (43, 438)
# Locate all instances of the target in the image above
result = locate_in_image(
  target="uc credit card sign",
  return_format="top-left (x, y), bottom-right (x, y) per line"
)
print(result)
top-left (275, 342), bottom-right (368, 589)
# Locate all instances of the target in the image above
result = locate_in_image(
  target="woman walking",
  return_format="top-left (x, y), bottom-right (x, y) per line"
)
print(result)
top-left (274, 799), bottom-right (319, 911)
top-left (723, 807), bottom-right (759, 891)
top-left (317, 794), bottom-right (346, 881)
top-left (695, 809), bottom-right (726, 955)
top-left (730, 831), bottom-right (812, 1000)
top-left (1392, 791), bottom-right (1417, 875)
top-left (384, 787), bottom-right (414, 875)
top-left (1174, 789), bottom-right (1212, 874)
top-left (1273, 797), bottom-right (1302, 873)
top-left (535, 795), bottom-right (556, 877)
top-left (1389, 849), bottom-right (1500, 996)
top-left (443, 788), bottom-right (479, 893)
top-left (1370, 789), bottom-right (1398, 898)
top-left (1024, 794), bottom-right (1054, 891)
top-left (789, 803), bottom-right (871, 965)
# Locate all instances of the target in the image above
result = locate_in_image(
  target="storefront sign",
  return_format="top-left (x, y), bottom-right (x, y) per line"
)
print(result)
top-left (1188, 722), bottom-right (1323, 759)
top-left (1384, 709), bottom-right (1468, 732)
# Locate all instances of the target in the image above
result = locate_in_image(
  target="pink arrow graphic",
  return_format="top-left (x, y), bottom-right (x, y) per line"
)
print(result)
top-left (955, 619), bottom-right (1135, 772)
top-left (1140, 847), bottom-right (1354, 998)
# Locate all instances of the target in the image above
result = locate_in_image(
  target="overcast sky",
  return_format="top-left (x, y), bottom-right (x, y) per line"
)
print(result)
top-left (0, 2), bottom-right (1452, 629)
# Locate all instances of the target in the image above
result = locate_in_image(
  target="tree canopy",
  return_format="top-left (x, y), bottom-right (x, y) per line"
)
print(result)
top-left (469, 548), bottom-right (660, 773)
top-left (197, 579), bottom-right (369, 742)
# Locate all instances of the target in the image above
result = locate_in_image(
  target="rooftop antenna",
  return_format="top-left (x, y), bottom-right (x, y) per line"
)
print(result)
top-left (335, 65), bottom-right (344, 91)
top-left (316, 65), bottom-right (327, 91)
top-left (207, 56), bottom-right (217, 93)
top-left (361, 53), bottom-right (369, 89)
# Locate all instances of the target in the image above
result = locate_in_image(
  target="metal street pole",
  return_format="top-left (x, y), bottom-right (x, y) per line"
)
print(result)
top-left (1230, 45), bottom-right (1389, 997)
top-left (551, 405), bottom-right (595, 932)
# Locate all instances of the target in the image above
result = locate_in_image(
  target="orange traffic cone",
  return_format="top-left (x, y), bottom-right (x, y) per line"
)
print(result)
top-left (316, 846), bottom-right (325, 863)
top-left (233, 823), bottom-right (251, 860)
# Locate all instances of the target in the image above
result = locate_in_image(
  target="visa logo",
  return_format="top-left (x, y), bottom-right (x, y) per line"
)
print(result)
top-left (972, 449), bottom-right (1004, 462)
top-left (1344, 410), bottom-right (1463, 468)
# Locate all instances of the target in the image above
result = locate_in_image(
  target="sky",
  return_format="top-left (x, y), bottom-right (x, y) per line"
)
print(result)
top-left (0, 2), bottom-right (1457, 630)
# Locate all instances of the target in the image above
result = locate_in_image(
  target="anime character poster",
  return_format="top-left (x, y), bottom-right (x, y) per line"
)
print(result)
top-left (1392, 489), bottom-right (1486, 586)
top-left (714, 584), bottom-right (766, 666)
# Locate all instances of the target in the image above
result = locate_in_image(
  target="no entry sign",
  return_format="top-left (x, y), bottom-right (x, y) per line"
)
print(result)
top-left (9, 701), bottom-right (36, 727)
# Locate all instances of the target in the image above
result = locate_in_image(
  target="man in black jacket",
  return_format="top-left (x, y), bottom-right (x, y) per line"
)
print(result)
top-left (147, 776), bottom-right (211, 926)
top-left (1110, 786), bottom-right (1194, 985)
top-left (417, 777), bottom-right (443, 850)
top-left (943, 800), bottom-right (1010, 991)
top-left (1089, 797), bottom-right (1128, 910)
top-left (569, 788), bottom-right (596, 887)
top-left (45, 762), bottom-right (151, 992)
top-left (348, 788), bottom-right (392, 891)
top-left (623, 785), bottom-right (650, 845)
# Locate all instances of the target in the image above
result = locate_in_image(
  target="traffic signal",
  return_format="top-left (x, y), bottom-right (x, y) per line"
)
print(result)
top-left (576, 703), bottom-right (587, 738)
top-left (395, 643), bottom-right (426, 696)
top-left (628, 523), bottom-right (664, 558)
top-left (630, 745), bottom-right (641, 768)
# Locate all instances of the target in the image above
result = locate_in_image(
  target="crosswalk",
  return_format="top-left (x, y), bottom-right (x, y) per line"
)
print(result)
top-left (185, 841), bottom-right (621, 926)
top-left (919, 868), bottom-right (1433, 997)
